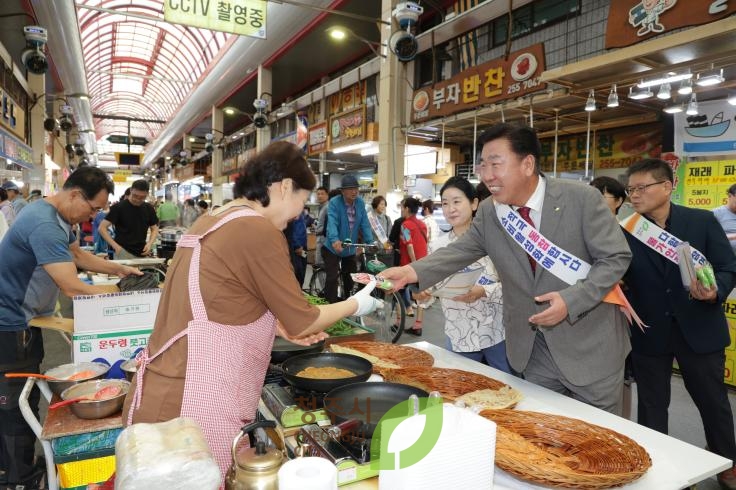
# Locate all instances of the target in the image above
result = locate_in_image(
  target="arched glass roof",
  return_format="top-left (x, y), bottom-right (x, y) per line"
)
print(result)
top-left (76, 0), bottom-right (232, 145)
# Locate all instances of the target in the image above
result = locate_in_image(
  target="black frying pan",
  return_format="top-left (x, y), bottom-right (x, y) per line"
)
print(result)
top-left (271, 337), bottom-right (325, 364)
top-left (281, 353), bottom-right (372, 393)
top-left (324, 382), bottom-right (428, 439)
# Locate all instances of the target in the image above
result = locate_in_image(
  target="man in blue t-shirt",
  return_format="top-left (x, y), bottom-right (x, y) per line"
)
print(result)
top-left (0, 167), bottom-right (140, 488)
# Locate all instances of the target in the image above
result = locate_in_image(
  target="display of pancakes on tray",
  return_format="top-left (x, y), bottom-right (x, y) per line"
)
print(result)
top-left (381, 367), bottom-right (522, 409)
top-left (480, 409), bottom-right (651, 489)
top-left (329, 341), bottom-right (434, 371)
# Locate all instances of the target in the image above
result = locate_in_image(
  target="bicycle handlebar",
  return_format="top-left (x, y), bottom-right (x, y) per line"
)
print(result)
top-left (341, 239), bottom-right (382, 249)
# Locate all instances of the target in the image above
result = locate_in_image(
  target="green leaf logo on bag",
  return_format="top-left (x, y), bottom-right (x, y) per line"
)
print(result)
top-left (370, 395), bottom-right (443, 470)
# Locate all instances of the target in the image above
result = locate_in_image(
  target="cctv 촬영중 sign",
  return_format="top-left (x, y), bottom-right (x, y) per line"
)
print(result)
top-left (164, 0), bottom-right (267, 39)
top-left (410, 44), bottom-right (546, 123)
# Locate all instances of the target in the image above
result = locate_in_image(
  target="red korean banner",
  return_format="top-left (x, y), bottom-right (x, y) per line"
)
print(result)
top-left (410, 44), bottom-right (546, 123)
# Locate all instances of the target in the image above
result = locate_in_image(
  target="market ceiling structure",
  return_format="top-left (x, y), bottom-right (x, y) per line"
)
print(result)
top-left (1, 1), bottom-right (736, 173)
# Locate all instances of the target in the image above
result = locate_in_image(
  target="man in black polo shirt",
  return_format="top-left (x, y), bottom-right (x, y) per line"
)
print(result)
top-left (99, 179), bottom-right (159, 258)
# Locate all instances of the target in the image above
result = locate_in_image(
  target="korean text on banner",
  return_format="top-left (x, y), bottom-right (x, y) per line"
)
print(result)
top-left (164, 0), bottom-right (267, 39)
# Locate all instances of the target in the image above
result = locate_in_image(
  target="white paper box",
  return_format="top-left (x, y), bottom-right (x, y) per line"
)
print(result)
top-left (72, 289), bottom-right (161, 332)
top-left (72, 328), bottom-right (153, 364)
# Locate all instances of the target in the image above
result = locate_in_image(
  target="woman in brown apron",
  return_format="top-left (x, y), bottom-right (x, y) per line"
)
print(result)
top-left (122, 142), bottom-right (381, 483)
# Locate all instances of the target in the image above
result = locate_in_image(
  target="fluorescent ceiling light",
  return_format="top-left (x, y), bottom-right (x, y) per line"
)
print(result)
top-left (657, 83), bottom-right (671, 100)
top-left (696, 68), bottom-right (724, 86)
top-left (332, 141), bottom-right (373, 154)
top-left (663, 104), bottom-right (683, 114)
top-left (638, 72), bottom-right (692, 88)
top-left (360, 143), bottom-right (380, 156)
top-left (629, 86), bottom-right (653, 100)
top-left (728, 94), bottom-right (736, 106)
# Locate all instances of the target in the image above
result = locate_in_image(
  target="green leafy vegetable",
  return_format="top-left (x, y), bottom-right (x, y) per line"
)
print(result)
top-left (304, 293), bottom-right (354, 336)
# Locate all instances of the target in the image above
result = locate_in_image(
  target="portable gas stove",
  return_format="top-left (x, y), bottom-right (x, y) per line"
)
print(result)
top-left (291, 423), bottom-right (379, 486)
top-left (261, 382), bottom-right (331, 428)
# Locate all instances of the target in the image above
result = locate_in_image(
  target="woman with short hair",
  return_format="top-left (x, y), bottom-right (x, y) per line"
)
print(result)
top-left (122, 142), bottom-right (381, 481)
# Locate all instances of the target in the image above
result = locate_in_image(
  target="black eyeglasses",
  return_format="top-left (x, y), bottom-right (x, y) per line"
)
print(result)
top-left (79, 192), bottom-right (103, 212)
top-left (625, 181), bottom-right (667, 196)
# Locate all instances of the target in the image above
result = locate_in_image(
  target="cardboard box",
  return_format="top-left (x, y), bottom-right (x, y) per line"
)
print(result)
top-left (73, 289), bottom-right (162, 333)
top-left (72, 328), bottom-right (153, 365)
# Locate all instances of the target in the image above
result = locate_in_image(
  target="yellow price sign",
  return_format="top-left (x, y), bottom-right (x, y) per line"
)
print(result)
top-left (164, 0), bottom-right (267, 39)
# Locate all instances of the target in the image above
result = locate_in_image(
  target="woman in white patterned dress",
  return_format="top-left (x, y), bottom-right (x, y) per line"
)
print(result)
top-left (427, 177), bottom-right (510, 372)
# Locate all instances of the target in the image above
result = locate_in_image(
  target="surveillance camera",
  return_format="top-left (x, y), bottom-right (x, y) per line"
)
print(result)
top-left (43, 117), bottom-right (58, 132)
top-left (65, 143), bottom-right (74, 156)
top-left (22, 47), bottom-right (47, 75)
top-left (22, 26), bottom-right (48, 75)
top-left (253, 98), bottom-right (269, 112)
top-left (389, 30), bottom-right (418, 62)
top-left (253, 112), bottom-right (268, 129)
top-left (75, 146), bottom-right (85, 157)
top-left (205, 143), bottom-right (214, 153)
top-left (59, 115), bottom-right (73, 132)
top-left (392, 2), bottom-right (423, 30)
top-left (78, 158), bottom-right (89, 167)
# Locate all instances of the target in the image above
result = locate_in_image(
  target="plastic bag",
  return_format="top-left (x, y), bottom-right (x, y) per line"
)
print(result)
top-left (115, 417), bottom-right (220, 490)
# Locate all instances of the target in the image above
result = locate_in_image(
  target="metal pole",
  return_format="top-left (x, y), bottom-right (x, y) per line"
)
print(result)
top-left (585, 111), bottom-right (591, 179)
top-left (553, 109), bottom-right (559, 178)
top-left (473, 113), bottom-right (478, 177)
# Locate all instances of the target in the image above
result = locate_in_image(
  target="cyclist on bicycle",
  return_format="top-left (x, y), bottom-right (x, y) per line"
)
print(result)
top-left (322, 175), bottom-right (374, 303)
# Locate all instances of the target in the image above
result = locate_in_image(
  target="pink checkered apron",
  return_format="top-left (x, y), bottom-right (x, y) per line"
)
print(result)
top-left (127, 208), bottom-right (276, 484)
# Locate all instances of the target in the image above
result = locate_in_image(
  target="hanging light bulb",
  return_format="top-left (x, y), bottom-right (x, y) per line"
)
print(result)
top-left (686, 94), bottom-right (698, 115)
top-left (629, 85), bottom-right (653, 100)
top-left (584, 89), bottom-right (596, 112)
top-left (663, 104), bottom-right (683, 114)
top-left (657, 83), bottom-right (671, 100)
top-left (607, 84), bottom-right (619, 108)
top-left (678, 78), bottom-right (693, 95)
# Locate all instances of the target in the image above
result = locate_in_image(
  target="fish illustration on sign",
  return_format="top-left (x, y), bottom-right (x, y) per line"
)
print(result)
top-left (629, 0), bottom-right (677, 36)
top-left (684, 112), bottom-right (731, 138)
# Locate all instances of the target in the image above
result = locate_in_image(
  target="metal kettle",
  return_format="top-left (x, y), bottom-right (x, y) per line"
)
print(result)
top-left (225, 420), bottom-right (285, 490)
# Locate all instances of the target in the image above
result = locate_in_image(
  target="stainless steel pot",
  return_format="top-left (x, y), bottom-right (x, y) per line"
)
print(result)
top-left (44, 362), bottom-right (109, 397)
top-left (120, 359), bottom-right (137, 382)
top-left (59, 379), bottom-right (130, 420)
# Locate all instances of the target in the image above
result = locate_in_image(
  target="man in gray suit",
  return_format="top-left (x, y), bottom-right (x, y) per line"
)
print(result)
top-left (382, 124), bottom-right (632, 414)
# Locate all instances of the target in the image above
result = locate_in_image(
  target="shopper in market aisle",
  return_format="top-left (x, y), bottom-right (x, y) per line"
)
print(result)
top-left (322, 174), bottom-right (374, 303)
top-left (313, 186), bottom-right (330, 267)
top-left (381, 123), bottom-right (632, 414)
top-left (1, 181), bottom-right (27, 215)
top-left (621, 158), bottom-right (736, 489)
top-left (0, 187), bottom-right (15, 227)
top-left (122, 142), bottom-right (382, 481)
top-left (421, 198), bottom-right (439, 243)
top-left (400, 197), bottom-right (429, 335)
top-left (713, 183), bottom-right (736, 254)
top-left (0, 167), bottom-right (141, 489)
top-left (156, 193), bottom-right (180, 228)
top-left (98, 179), bottom-right (159, 259)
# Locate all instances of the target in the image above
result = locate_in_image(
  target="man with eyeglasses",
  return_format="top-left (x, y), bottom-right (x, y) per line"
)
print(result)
top-left (0, 167), bottom-right (141, 489)
top-left (621, 158), bottom-right (736, 489)
top-left (99, 179), bottom-right (159, 259)
top-left (382, 123), bottom-right (632, 414)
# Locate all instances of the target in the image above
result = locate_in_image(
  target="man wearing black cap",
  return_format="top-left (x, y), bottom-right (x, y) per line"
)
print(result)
top-left (322, 174), bottom-right (374, 303)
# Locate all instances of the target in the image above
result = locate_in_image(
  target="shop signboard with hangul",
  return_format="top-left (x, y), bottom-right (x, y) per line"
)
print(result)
top-left (73, 289), bottom-right (162, 333)
top-left (410, 44), bottom-right (546, 123)
top-left (308, 121), bottom-right (328, 155)
top-left (72, 328), bottom-right (153, 365)
top-left (329, 107), bottom-right (366, 150)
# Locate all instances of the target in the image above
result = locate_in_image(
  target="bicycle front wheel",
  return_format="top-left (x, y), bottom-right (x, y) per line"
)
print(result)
top-left (357, 289), bottom-right (406, 343)
top-left (308, 266), bottom-right (327, 298)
